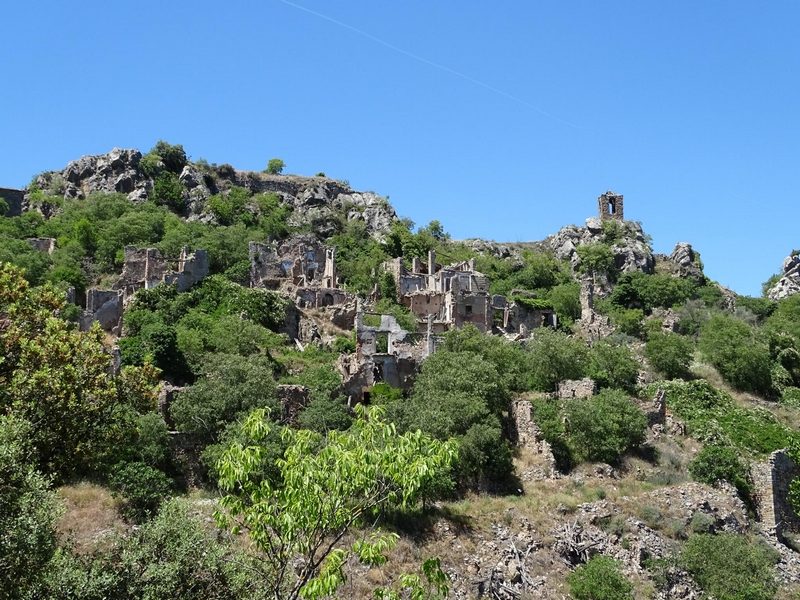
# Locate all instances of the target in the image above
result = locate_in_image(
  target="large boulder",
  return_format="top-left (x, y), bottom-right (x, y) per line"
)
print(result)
top-left (767, 253), bottom-right (800, 301)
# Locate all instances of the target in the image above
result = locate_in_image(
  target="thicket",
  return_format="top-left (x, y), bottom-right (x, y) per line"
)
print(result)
top-left (568, 555), bottom-right (633, 600)
top-left (532, 389), bottom-right (648, 469)
top-left (646, 380), bottom-right (791, 456)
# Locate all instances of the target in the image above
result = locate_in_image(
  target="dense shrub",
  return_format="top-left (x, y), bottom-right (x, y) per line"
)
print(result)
top-left (525, 328), bottom-right (588, 392)
top-left (443, 324), bottom-right (531, 393)
top-left (151, 172), bottom-right (186, 212)
top-left (170, 354), bottom-right (278, 445)
top-left (645, 331), bottom-right (694, 380)
top-left (698, 314), bottom-right (772, 394)
top-left (388, 351), bottom-right (512, 488)
top-left (609, 272), bottom-right (697, 313)
top-left (576, 242), bottom-right (616, 278)
top-left (681, 534), bottom-right (778, 600)
top-left (587, 340), bottom-right (640, 390)
top-left (647, 380), bottom-right (791, 455)
top-left (563, 389), bottom-right (648, 464)
top-left (689, 445), bottom-right (752, 499)
top-left (109, 461), bottom-right (172, 523)
top-left (568, 555), bottom-right (633, 600)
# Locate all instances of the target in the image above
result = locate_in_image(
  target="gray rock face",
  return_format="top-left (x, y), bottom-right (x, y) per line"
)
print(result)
top-left (57, 148), bottom-right (149, 203)
top-left (669, 242), bottom-right (696, 269)
top-left (768, 253), bottom-right (800, 301)
top-left (548, 219), bottom-right (655, 278)
top-left (25, 148), bottom-right (397, 241)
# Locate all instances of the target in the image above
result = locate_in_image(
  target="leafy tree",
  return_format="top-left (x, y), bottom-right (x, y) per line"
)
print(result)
top-left (214, 405), bottom-right (457, 600)
top-left (442, 324), bottom-right (531, 393)
top-left (588, 340), bottom-right (640, 390)
top-left (109, 461), bottom-right (172, 523)
top-left (576, 242), bottom-right (616, 279)
top-left (563, 389), bottom-right (647, 464)
top-left (170, 353), bottom-right (278, 445)
top-left (698, 314), bottom-right (772, 394)
top-left (390, 350), bottom-right (512, 486)
top-left (141, 140), bottom-right (188, 177)
top-left (151, 172), bottom-right (186, 212)
top-left (568, 555), bottom-right (633, 600)
top-left (645, 331), bottom-right (694, 380)
top-left (0, 264), bottom-right (159, 480)
top-left (41, 498), bottom-right (270, 599)
top-left (525, 328), bottom-right (588, 392)
top-left (547, 281), bottom-right (581, 324)
top-left (689, 445), bottom-right (752, 499)
top-left (265, 158), bottom-right (286, 174)
top-left (680, 534), bottom-right (778, 600)
top-left (0, 416), bottom-right (61, 600)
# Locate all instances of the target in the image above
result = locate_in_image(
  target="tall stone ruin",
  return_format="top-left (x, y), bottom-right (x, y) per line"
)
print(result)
top-left (598, 190), bottom-right (624, 221)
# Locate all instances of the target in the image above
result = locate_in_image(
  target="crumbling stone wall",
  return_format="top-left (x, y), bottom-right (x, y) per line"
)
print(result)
top-left (79, 289), bottom-right (124, 334)
top-left (0, 187), bottom-right (25, 217)
top-left (249, 235), bottom-right (340, 294)
top-left (277, 384), bottom-right (311, 424)
top-left (26, 238), bottom-right (57, 254)
top-left (556, 378), bottom-right (598, 399)
top-left (598, 190), bottom-right (624, 221)
top-left (113, 246), bottom-right (169, 295)
top-left (113, 245), bottom-right (207, 296)
top-left (752, 449), bottom-right (800, 537)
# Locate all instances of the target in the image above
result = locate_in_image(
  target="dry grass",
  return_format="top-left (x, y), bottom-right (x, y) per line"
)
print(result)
top-left (57, 482), bottom-right (128, 553)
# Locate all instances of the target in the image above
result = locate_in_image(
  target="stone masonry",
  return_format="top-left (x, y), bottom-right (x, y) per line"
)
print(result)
top-left (598, 190), bottom-right (624, 221)
top-left (752, 449), bottom-right (800, 538)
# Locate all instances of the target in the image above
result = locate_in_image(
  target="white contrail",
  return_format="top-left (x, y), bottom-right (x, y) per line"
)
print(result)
top-left (278, 0), bottom-right (586, 131)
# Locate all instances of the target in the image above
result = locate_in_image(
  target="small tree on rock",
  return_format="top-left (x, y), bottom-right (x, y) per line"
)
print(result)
top-left (265, 158), bottom-right (286, 175)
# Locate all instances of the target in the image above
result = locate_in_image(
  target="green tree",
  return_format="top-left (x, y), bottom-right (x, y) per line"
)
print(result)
top-left (170, 353), bottom-right (278, 445)
top-left (689, 445), bottom-right (752, 499)
top-left (563, 389), bottom-right (647, 464)
top-left (214, 405), bottom-right (457, 600)
top-left (265, 158), bottom-right (286, 174)
top-left (645, 331), bottom-right (694, 380)
top-left (698, 314), bottom-right (772, 394)
top-left (525, 328), bottom-right (588, 392)
top-left (576, 242), bottom-right (616, 279)
top-left (0, 264), bottom-right (159, 480)
top-left (0, 415), bottom-right (61, 600)
top-left (588, 340), bottom-right (640, 390)
top-left (151, 172), bottom-right (186, 212)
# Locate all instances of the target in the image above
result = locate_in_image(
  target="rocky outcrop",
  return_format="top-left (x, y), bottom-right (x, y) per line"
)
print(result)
top-left (548, 218), bottom-right (654, 280)
top-left (768, 254), bottom-right (800, 301)
top-left (23, 148), bottom-right (397, 241)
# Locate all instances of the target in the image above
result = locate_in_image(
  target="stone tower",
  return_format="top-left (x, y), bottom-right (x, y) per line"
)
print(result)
top-left (598, 190), bottom-right (624, 221)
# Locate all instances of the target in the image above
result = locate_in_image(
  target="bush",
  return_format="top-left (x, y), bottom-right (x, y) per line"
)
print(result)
top-left (681, 534), bottom-right (778, 600)
top-left (109, 461), bottom-right (171, 523)
top-left (564, 389), bottom-right (648, 464)
top-left (698, 315), bottom-right (773, 394)
top-left (646, 380), bottom-right (791, 455)
top-left (645, 331), bottom-right (694, 380)
top-left (689, 445), bottom-right (752, 499)
top-left (576, 242), bottom-right (617, 278)
top-left (568, 555), bottom-right (633, 600)
top-left (525, 328), bottom-right (588, 392)
top-left (265, 158), bottom-right (285, 174)
top-left (151, 172), bottom-right (185, 212)
top-left (588, 340), bottom-right (640, 390)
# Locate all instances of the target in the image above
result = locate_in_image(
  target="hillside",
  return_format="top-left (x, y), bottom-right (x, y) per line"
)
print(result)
top-left (2, 142), bottom-right (800, 600)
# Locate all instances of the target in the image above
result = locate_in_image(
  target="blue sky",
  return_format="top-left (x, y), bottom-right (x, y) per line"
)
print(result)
top-left (2, 1), bottom-right (798, 296)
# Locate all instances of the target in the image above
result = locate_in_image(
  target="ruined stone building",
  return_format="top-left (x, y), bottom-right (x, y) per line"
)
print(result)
top-left (337, 302), bottom-right (422, 404)
top-left (598, 190), bottom-right (624, 221)
top-left (76, 245), bottom-right (208, 334)
top-left (113, 245), bottom-right (208, 298)
top-left (385, 250), bottom-right (556, 337)
top-left (249, 235), bottom-right (351, 309)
